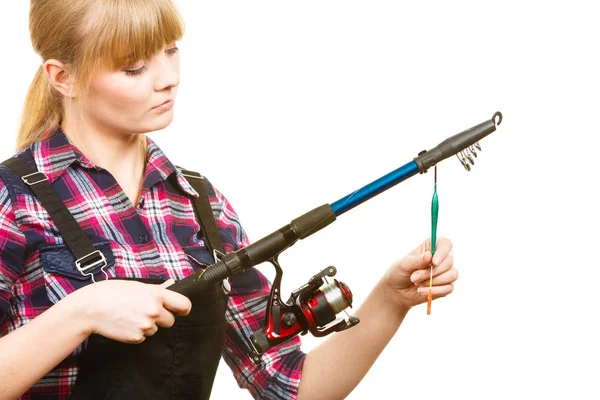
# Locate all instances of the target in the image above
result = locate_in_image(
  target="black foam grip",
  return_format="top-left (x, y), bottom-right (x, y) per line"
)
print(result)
top-left (168, 261), bottom-right (229, 296)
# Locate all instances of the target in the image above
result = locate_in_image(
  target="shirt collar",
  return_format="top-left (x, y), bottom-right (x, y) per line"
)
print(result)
top-left (30, 127), bottom-right (199, 198)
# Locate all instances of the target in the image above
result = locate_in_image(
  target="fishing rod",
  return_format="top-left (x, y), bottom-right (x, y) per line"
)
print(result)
top-left (169, 111), bottom-right (503, 363)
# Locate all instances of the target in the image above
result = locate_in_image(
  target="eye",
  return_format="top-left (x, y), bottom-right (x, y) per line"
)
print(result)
top-left (124, 65), bottom-right (148, 77)
top-left (122, 46), bottom-right (178, 77)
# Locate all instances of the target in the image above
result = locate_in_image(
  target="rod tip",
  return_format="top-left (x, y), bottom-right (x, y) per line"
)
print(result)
top-left (493, 111), bottom-right (503, 126)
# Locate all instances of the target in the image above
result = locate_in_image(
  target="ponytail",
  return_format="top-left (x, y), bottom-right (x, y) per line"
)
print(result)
top-left (16, 65), bottom-right (63, 151)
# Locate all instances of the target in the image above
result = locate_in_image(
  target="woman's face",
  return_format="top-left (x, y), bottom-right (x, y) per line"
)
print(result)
top-left (79, 43), bottom-right (180, 136)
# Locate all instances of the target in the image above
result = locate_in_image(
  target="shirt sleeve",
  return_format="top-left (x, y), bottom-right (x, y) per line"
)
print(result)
top-left (0, 178), bottom-right (27, 326)
top-left (211, 183), bottom-right (306, 400)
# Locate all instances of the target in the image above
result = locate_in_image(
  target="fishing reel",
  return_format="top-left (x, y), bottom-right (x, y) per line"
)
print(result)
top-left (248, 258), bottom-right (359, 364)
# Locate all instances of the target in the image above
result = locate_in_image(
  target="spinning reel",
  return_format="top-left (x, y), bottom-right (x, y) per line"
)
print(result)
top-left (248, 258), bottom-right (359, 364)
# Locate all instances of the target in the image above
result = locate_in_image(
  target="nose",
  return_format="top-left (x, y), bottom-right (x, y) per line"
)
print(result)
top-left (154, 53), bottom-right (180, 91)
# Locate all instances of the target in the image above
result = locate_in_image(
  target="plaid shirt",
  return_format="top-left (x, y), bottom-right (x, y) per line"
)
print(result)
top-left (0, 128), bottom-right (305, 399)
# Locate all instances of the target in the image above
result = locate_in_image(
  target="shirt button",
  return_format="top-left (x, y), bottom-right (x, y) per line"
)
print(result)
top-left (139, 234), bottom-right (150, 244)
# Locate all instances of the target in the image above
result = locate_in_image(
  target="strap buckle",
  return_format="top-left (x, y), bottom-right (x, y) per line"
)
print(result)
top-left (181, 172), bottom-right (203, 180)
top-left (75, 250), bottom-right (108, 283)
top-left (22, 171), bottom-right (48, 186)
top-left (177, 167), bottom-right (203, 180)
top-left (213, 248), bottom-right (225, 263)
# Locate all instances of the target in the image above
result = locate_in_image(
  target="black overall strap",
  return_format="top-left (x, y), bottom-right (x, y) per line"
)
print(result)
top-left (1, 151), bottom-right (107, 279)
top-left (0, 153), bottom-right (224, 275)
top-left (176, 167), bottom-right (224, 257)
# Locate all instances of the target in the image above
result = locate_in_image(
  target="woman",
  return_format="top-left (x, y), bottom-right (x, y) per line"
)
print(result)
top-left (0, 0), bottom-right (458, 399)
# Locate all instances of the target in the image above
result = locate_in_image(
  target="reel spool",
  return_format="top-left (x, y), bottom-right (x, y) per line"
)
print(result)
top-left (248, 263), bottom-right (359, 364)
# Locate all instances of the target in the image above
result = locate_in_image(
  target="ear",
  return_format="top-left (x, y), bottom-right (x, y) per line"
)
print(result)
top-left (43, 59), bottom-right (77, 98)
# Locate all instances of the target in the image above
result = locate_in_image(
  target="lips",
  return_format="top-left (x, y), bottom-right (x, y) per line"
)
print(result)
top-left (154, 99), bottom-right (172, 108)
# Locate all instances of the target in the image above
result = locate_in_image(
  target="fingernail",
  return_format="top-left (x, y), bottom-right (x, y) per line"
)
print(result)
top-left (417, 287), bottom-right (427, 294)
top-left (411, 273), bottom-right (420, 282)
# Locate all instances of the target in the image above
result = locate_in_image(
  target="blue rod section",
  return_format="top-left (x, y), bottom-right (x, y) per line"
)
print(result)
top-left (331, 160), bottom-right (419, 216)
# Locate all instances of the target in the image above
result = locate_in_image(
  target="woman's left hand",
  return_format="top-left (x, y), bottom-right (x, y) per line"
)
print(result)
top-left (382, 237), bottom-right (457, 312)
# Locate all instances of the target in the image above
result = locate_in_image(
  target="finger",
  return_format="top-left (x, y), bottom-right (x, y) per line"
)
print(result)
top-left (398, 251), bottom-right (432, 277)
top-left (144, 324), bottom-right (159, 337)
top-left (131, 334), bottom-right (146, 344)
top-left (159, 278), bottom-right (176, 288)
top-left (410, 236), bottom-right (452, 256)
top-left (409, 238), bottom-right (431, 256)
top-left (431, 237), bottom-right (452, 267)
top-left (416, 283), bottom-right (454, 297)
top-left (161, 290), bottom-right (192, 316)
top-left (417, 267), bottom-right (458, 287)
top-left (434, 250), bottom-right (453, 275)
top-left (411, 251), bottom-right (454, 284)
top-left (155, 306), bottom-right (176, 328)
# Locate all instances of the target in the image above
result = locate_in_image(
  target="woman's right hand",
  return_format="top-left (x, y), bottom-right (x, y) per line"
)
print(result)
top-left (72, 278), bottom-right (191, 344)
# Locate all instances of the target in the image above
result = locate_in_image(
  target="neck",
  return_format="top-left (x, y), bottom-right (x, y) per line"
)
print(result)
top-left (63, 119), bottom-right (145, 166)
top-left (60, 114), bottom-right (147, 205)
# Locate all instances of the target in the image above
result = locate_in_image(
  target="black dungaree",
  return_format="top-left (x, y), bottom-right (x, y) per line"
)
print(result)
top-left (2, 151), bottom-right (229, 400)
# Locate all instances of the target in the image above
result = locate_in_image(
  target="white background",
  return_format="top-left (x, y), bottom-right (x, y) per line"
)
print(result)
top-left (2, 1), bottom-right (599, 399)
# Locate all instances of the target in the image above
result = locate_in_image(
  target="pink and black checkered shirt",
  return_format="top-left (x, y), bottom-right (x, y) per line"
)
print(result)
top-left (0, 128), bottom-right (305, 399)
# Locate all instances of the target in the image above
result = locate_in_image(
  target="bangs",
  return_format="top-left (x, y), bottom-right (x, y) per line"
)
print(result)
top-left (77, 0), bottom-right (184, 76)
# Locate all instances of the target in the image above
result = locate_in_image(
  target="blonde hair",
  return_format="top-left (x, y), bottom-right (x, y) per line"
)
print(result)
top-left (17, 0), bottom-right (185, 153)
